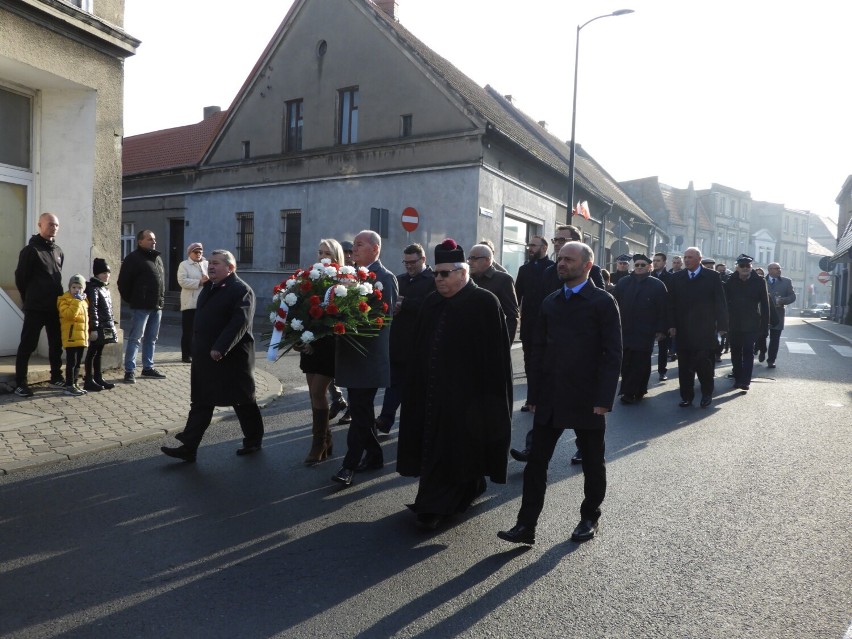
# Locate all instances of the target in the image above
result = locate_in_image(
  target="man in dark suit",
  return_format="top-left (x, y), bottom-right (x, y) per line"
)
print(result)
top-left (468, 243), bottom-right (519, 342)
top-left (498, 241), bottom-right (622, 545)
top-left (650, 252), bottom-right (673, 381)
top-left (161, 250), bottom-right (264, 462)
top-left (331, 230), bottom-right (399, 487)
top-left (724, 254), bottom-right (770, 391)
top-left (376, 243), bottom-right (435, 434)
top-left (765, 262), bottom-right (796, 369)
top-left (514, 236), bottom-right (553, 412)
top-left (668, 247), bottom-right (729, 408)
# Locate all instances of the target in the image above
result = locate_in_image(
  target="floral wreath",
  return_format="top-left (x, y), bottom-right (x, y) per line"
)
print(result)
top-left (266, 259), bottom-right (390, 360)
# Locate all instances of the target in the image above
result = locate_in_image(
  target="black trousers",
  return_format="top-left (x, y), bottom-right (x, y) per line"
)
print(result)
top-left (518, 422), bottom-right (606, 527)
top-left (176, 402), bottom-right (264, 451)
top-left (181, 310), bottom-right (196, 359)
top-left (677, 348), bottom-right (715, 401)
top-left (64, 347), bottom-right (84, 386)
top-left (16, 309), bottom-right (63, 385)
top-left (729, 331), bottom-right (758, 386)
top-left (620, 348), bottom-right (652, 397)
top-left (341, 387), bottom-right (382, 469)
top-left (767, 329), bottom-right (782, 363)
top-left (84, 343), bottom-right (104, 380)
top-left (657, 335), bottom-right (671, 373)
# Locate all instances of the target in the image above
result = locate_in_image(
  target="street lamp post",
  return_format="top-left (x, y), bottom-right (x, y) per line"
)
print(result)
top-left (567, 9), bottom-right (634, 217)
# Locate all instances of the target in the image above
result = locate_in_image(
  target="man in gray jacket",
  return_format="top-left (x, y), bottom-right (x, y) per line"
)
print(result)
top-left (765, 262), bottom-right (796, 369)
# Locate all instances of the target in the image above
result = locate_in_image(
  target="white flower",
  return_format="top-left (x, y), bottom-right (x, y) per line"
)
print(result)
top-left (309, 268), bottom-right (323, 280)
top-left (357, 266), bottom-right (369, 276)
top-left (321, 258), bottom-right (331, 265)
top-left (285, 278), bottom-right (297, 289)
top-left (338, 265), bottom-right (356, 276)
top-left (301, 330), bottom-right (315, 343)
top-left (284, 292), bottom-right (298, 306)
top-left (324, 266), bottom-right (338, 277)
top-left (375, 281), bottom-right (384, 291)
top-left (358, 283), bottom-right (374, 295)
top-left (269, 312), bottom-right (277, 323)
top-left (334, 285), bottom-right (348, 298)
top-left (313, 262), bottom-right (325, 271)
top-left (290, 319), bottom-right (304, 331)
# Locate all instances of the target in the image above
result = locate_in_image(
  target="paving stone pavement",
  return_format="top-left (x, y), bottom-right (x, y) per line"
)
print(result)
top-left (0, 362), bottom-right (282, 475)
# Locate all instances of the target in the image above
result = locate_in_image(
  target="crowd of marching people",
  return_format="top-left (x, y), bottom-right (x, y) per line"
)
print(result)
top-left (13, 212), bottom-right (794, 544)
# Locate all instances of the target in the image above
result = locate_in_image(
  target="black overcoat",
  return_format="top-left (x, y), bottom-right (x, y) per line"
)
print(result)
top-left (471, 266), bottom-right (519, 342)
top-left (725, 271), bottom-right (770, 335)
top-left (529, 282), bottom-right (622, 430)
top-left (667, 268), bottom-right (729, 350)
top-left (389, 266), bottom-right (435, 366)
top-left (190, 272), bottom-right (257, 406)
top-left (613, 274), bottom-right (668, 350)
top-left (515, 257), bottom-right (554, 343)
top-left (397, 281), bottom-right (512, 483)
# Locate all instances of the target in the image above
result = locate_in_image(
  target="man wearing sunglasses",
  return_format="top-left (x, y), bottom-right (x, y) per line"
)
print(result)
top-left (398, 239), bottom-right (512, 531)
top-left (612, 254), bottom-right (668, 404)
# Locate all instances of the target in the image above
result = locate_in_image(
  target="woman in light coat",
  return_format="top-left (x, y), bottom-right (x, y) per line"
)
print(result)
top-left (177, 242), bottom-right (208, 362)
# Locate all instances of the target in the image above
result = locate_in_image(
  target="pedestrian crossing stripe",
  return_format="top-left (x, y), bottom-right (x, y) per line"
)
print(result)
top-left (786, 342), bottom-right (815, 354)
top-left (830, 345), bottom-right (852, 357)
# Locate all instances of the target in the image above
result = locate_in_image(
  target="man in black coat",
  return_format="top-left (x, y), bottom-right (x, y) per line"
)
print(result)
top-left (376, 243), bottom-right (435, 434)
top-left (467, 243), bottom-right (519, 342)
top-left (724, 254), bottom-right (770, 391)
top-left (650, 252), bottom-right (674, 381)
top-left (613, 254), bottom-right (668, 404)
top-left (398, 239), bottom-right (512, 530)
top-left (514, 236), bottom-right (553, 412)
top-left (161, 250), bottom-right (264, 462)
top-left (668, 247), bottom-right (729, 408)
top-left (117, 229), bottom-right (166, 383)
top-left (498, 241), bottom-right (622, 545)
top-left (14, 212), bottom-right (65, 396)
top-left (331, 230), bottom-right (399, 487)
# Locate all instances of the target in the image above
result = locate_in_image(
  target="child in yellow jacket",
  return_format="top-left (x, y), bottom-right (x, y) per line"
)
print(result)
top-left (57, 274), bottom-right (89, 396)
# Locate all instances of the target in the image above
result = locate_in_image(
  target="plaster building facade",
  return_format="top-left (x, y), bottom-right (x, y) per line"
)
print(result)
top-left (121, 0), bottom-right (660, 303)
top-left (831, 177), bottom-right (852, 323)
top-left (751, 201), bottom-right (809, 307)
top-left (0, 0), bottom-right (138, 358)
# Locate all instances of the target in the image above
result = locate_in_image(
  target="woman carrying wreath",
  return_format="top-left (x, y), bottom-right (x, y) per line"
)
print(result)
top-left (295, 238), bottom-right (345, 465)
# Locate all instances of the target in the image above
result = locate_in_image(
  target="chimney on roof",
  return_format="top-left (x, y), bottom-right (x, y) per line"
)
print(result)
top-left (538, 120), bottom-right (548, 130)
top-left (203, 106), bottom-right (221, 120)
top-left (504, 94), bottom-right (513, 103)
top-left (373, 0), bottom-right (398, 19)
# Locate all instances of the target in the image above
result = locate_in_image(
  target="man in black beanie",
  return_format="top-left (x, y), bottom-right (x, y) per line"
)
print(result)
top-left (397, 239), bottom-right (512, 530)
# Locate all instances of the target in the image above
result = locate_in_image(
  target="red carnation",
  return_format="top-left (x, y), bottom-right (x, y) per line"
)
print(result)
top-left (357, 270), bottom-right (368, 281)
top-left (374, 290), bottom-right (383, 300)
top-left (368, 272), bottom-right (376, 280)
top-left (276, 307), bottom-right (287, 318)
top-left (300, 280), bottom-right (313, 292)
top-left (274, 320), bottom-right (285, 331)
top-left (327, 303), bottom-right (340, 315)
top-left (309, 306), bottom-right (324, 319)
top-left (375, 317), bottom-right (384, 327)
top-left (333, 322), bottom-right (346, 335)
top-left (273, 284), bottom-right (281, 294)
top-left (309, 295), bottom-right (321, 306)
top-left (358, 301), bottom-right (369, 312)
top-left (382, 302), bottom-right (389, 313)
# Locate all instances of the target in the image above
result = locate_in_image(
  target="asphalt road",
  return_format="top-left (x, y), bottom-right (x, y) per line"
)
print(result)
top-left (0, 318), bottom-right (849, 638)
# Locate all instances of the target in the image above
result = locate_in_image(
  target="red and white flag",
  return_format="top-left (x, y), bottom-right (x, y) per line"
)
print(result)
top-left (575, 200), bottom-right (590, 220)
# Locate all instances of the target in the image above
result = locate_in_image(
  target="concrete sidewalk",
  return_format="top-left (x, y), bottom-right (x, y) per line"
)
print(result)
top-left (802, 318), bottom-right (852, 346)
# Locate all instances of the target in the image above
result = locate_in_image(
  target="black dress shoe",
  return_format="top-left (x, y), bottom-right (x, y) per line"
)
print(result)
top-left (510, 448), bottom-right (530, 462)
top-left (329, 397), bottom-right (347, 420)
top-left (737, 384), bottom-right (750, 391)
top-left (355, 458), bottom-right (383, 472)
top-left (236, 443), bottom-right (262, 456)
top-left (571, 519), bottom-right (599, 542)
top-left (620, 394), bottom-right (637, 404)
top-left (520, 403), bottom-right (531, 412)
top-left (416, 513), bottom-right (443, 531)
top-left (726, 373), bottom-right (735, 379)
top-left (767, 361), bottom-right (776, 369)
top-left (678, 399), bottom-right (693, 408)
top-left (700, 396), bottom-right (712, 408)
top-left (331, 467), bottom-right (354, 486)
top-left (570, 449), bottom-right (582, 465)
top-left (497, 523), bottom-right (536, 545)
top-left (181, 356), bottom-right (192, 363)
top-left (337, 409), bottom-right (352, 424)
top-left (658, 373), bottom-right (668, 381)
top-left (161, 445), bottom-right (196, 462)
top-left (375, 418), bottom-right (392, 435)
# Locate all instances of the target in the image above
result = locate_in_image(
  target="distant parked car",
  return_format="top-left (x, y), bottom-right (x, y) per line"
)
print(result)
top-left (800, 303), bottom-right (831, 318)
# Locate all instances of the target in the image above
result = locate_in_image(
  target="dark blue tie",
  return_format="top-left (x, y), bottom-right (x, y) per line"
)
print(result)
top-left (564, 287), bottom-right (572, 300)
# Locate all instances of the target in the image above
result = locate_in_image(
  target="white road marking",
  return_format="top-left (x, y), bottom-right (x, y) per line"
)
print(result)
top-left (830, 345), bottom-right (852, 357)
top-left (786, 342), bottom-right (815, 355)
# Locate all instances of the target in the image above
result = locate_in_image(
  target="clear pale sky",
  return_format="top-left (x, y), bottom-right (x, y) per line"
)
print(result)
top-left (124, 0), bottom-right (851, 225)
